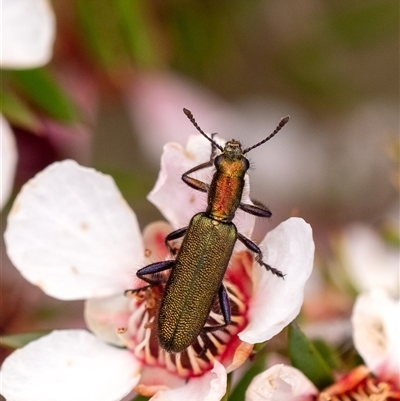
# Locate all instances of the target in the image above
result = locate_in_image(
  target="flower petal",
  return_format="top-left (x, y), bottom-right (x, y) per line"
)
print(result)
top-left (239, 217), bottom-right (314, 343)
top-left (148, 134), bottom-right (255, 236)
top-left (150, 360), bottom-right (227, 401)
top-left (226, 341), bottom-right (254, 373)
top-left (135, 366), bottom-right (185, 397)
top-left (351, 289), bottom-right (400, 384)
top-left (0, 330), bottom-right (140, 401)
top-left (4, 160), bottom-right (144, 300)
top-left (84, 295), bottom-right (131, 346)
top-left (1, 0), bottom-right (55, 68)
top-left (1, 115), bottom-right (18, 210)
top-left (245, 364), bottom-right (318, 401)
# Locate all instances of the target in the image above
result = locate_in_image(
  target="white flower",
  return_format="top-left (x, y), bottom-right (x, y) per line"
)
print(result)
top-left (245, 364), bottom-right (318, 401)
top-left (2, 133), bottom-right (314, 400)
top-left (0, 330), bottom-right (141, 401)
top-left (351, 288), bottom-right (400, 386)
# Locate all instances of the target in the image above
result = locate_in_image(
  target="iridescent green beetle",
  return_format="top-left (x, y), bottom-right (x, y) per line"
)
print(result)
top-left (134, 108), bottom-right (289, 353)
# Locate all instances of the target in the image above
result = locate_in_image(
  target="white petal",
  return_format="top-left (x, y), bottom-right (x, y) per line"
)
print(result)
top-left (341, 224), bottom-right (400, 297)
top-left (135, 366), bottom-right (185, 396)
top-left (245, 364), bottom-right (318, 401)
top-left (151, 360), bottom-right (227, 401)
top-left (1, 330), bottom-right (141, 401)
top-left (1, 115), bottom-right (18, 210)
top-left (239, 218), bottom-right (314, 343)
top-left (4, 160), bottom-right (144, 300)
top-left (351, 289), bottom-right (400, 381)
top-left (85, 295), bottom-right (131, 346)
top-left (148, 134), bottom-right (255, 236)
top-left (1, 0), bottom-right (55, 68)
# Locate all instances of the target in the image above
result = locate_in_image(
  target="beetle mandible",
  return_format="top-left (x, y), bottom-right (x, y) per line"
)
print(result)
top-left (133, 108), bottom-right (289, 353)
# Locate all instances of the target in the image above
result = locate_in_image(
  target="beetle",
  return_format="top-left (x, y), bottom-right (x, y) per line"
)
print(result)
top-left (133, 108), bottom-right (289, 353)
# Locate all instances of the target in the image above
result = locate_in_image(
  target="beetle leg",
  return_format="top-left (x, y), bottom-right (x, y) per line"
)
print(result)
top-left (164, 226), bottom-right (188, 255)
top-left (218, 284), bottom-right (231, 326)
top-left (239, 199), bottom-right (272, 218)
top-left (181, 133), bottom-right (219, 195)
top-left (136, 260), bottom-right (175, 285)
top-left (197, 285), bottom-right (231, 358)
top-left (124, 284), bottom-right (152, 297)
top-left (237, 233), bottom-right (285, 279)
top-left (203, 284), bottom-right (231, 332)
top-left (182, 161), bottom-right (211, 193)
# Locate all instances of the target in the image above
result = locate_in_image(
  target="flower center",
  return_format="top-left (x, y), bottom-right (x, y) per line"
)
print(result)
top-left (120, 276), bottom-right (249, 378)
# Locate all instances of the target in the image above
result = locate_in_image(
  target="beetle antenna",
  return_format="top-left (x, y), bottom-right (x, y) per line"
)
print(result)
top-left (183, 108), bottom-right (224, 152)
top-left (243, 116), bottom-right (290, 154)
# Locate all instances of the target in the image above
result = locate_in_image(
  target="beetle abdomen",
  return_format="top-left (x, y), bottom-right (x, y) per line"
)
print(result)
top-left (158, 212), bottom-right (237, 353)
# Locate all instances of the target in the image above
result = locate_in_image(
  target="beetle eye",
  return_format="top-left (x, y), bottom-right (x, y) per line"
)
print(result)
top-left (243, 158), bottom-right (250, 170)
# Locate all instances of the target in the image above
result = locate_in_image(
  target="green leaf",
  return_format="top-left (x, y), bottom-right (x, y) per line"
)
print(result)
top-left (0, 331), bottom-right (51, 349)
top-left (10, 68), bottom-right (79, 123)
top-left (222, 372), bottom-right (232, 401)
top-left (312, 339), bottom-right (342, 371)
top-left (74, 1), bottom-right (129, 69)
top-left (288, 322), bottom-right (334, 389)
top-left (0, 90), bottom-right (41, 131)
top-left (115, 0), bottom-right (162, 68)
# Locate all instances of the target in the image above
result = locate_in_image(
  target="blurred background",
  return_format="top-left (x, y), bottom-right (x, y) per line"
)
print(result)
top-left (1, 0), bottom-right (399, 367)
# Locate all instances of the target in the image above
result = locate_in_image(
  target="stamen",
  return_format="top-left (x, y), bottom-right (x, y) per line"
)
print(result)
top-left (116, 328), bottom-right (133, 349)
top-left (175, 353), bottom-right (188, 377)
top-left (225, 281), bottom-right (247, 310)
top-left (158, 348), bottom-right (165, 366)
top-left (206, 332), bottom-right (227, 354)
top-left (134, 318), bottom-right (152, 355)
top-left (186, 346), bottom-right (203, 375)
top-left (165, 351), bottom-right (176, 373)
